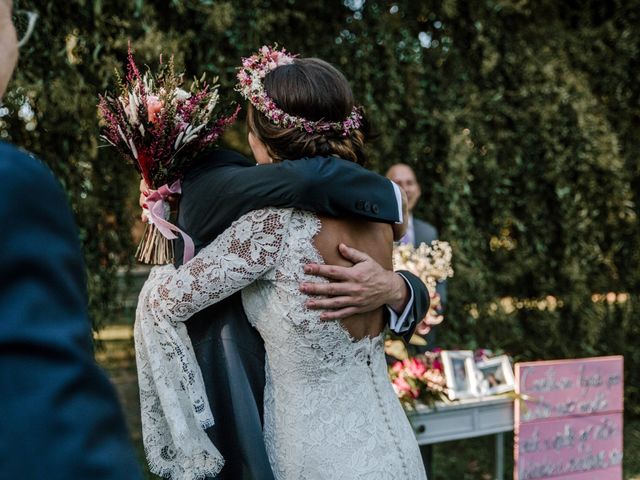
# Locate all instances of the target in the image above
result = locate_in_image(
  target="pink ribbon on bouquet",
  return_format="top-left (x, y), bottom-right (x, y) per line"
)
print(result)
top-left (146, 180), bottom-right (195, 263)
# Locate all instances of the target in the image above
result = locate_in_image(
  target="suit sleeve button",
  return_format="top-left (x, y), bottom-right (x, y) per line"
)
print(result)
top-left (372, 204), bottom-right (380, 214)
top-left (364, 201), bottom-right (371, 212)
top-left (356, 200), bottom-right (364, 210)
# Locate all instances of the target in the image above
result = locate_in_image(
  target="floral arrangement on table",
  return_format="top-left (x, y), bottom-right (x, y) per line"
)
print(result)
top-left (392, 240), bottom-right (454, 334)
top-left (98, 46), bottom-right (239, 264)
top-left (388, 351), bottom-right (448, 409)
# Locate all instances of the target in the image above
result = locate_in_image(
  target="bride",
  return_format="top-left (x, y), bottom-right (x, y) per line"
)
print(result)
top-left (136, 47), bottom-right (427, 480)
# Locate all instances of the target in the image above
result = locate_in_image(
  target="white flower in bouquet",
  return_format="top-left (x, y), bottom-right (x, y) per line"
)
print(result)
top-left (174, 87), bottom-right (191, 101)
top-left (392, 240), bottom-right (453, 290)
top-left (393, 240), bottom-right (454, 332)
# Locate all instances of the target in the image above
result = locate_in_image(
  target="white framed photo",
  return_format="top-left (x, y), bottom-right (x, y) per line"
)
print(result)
top-left (440, 350), bottom-right (478, 400)
top-left (475, 355), bottom-right (515, 396)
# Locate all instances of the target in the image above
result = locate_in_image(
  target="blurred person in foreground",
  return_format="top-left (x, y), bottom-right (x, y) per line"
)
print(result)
top-left (387, 163), bottom-right (448, 346)
top-left (0, 2), bottom-right (141, 478)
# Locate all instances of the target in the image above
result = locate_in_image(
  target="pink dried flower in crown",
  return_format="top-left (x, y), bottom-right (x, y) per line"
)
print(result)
top-left (235, 45), bottom-right (363, 136)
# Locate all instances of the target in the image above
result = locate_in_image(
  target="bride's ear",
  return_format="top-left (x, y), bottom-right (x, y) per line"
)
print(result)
top-left (248, 131), bottom-right (273, 164)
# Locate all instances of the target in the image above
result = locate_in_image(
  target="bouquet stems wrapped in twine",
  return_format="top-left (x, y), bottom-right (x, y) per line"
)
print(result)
top-left (136, 223), bottom-right (174, 264)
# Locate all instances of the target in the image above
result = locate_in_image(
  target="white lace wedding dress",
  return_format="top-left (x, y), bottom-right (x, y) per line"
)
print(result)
top-left (135, 207), bottom-right (427, 480)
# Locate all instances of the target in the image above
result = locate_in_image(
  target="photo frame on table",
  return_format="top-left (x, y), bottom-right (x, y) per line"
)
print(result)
top-left (475, 355), bottom-right (515, 396)
top-left (440, 350), bottom-right (478, 400)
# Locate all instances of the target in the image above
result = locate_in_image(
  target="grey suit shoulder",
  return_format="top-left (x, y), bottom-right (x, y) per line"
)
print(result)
top-left (413, 218), bottom-right (438, 246)
top-left (412, 217), bottom-right (447, 308)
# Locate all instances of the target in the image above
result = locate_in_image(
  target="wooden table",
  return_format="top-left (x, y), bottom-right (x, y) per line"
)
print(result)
top-left (407, 396), bottom-right (514, 480)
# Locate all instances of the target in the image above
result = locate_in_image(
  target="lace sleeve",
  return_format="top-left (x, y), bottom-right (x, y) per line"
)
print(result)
top-left (134, 208), bottom-right (291, 480)
top-left (150, 207), bottom-right (291, 322)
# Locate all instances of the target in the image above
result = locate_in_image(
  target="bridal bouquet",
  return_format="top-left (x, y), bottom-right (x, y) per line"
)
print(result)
top-left (98, 47), bottom-right (238, 264)
top-left (393, 240), bottom-right (454, 333)
top-left (389, 353), bottom-right (448, 409)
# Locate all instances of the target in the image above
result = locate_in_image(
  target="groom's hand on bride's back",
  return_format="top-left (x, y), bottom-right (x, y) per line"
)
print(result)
top-left (300, 243), bottom-right (410, 320)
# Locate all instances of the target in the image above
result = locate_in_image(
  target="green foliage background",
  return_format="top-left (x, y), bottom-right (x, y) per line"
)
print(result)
top-left (2, 1), bottom-right (638, 412)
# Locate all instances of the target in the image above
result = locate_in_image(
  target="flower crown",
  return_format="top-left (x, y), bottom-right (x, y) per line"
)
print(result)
top-left (236, 46), bottom-right (362, 136)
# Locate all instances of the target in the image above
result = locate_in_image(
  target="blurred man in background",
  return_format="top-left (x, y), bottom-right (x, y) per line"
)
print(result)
top-left (387, 163), bottom-right (448, 345)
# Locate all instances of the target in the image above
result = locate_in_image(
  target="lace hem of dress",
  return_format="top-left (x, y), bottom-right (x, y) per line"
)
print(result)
top-left (145, 445), bottom-right (225, 480)
top-left (135, 284), bottom-right (225, 479)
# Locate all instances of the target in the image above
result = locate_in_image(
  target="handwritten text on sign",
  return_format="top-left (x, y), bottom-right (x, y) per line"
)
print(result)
top-left (515, 356), bottom-right (623, 480)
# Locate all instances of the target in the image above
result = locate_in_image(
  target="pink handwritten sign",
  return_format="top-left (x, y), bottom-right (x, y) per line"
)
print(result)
top-left (514, 356), bottom-right (623, 480)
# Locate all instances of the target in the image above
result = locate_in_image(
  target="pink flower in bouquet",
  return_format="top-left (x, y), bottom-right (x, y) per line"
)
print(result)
top-left (433, 358), bottom-right (443, 372)
top-left (388, 353), bottom-right (448, 408)
top-left (393, 376), bottom-right (411, 393)
top-left (147, 95), bottom-right (163, 123)
top-left (404, 357), bottom-right (427, 378)
top-left (393, 377), bottom-right (419, 398)
top-left (391, 361), bottom-right (404, 374)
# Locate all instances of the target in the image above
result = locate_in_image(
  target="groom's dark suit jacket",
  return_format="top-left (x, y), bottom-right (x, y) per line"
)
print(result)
top-left (175, 149), bottom-right (429, 480)
top-left (0, 143), bottom-right (141, 479)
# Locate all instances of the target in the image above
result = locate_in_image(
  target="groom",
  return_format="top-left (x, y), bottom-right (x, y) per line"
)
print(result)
top-left (160, 149), bottom-right (431, 479)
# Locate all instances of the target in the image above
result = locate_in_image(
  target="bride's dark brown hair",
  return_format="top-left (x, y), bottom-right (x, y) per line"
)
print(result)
top-left (246, 58), bottom-right (368, 165)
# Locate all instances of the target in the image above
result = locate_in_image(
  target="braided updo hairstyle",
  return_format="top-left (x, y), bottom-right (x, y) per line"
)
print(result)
top-left (246, 58), bottom-right (368, 166)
